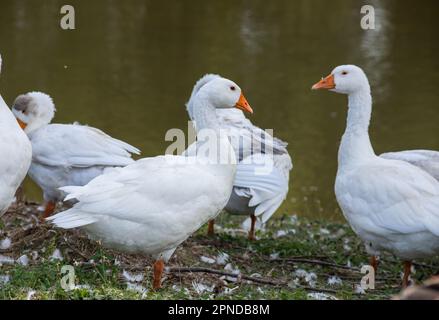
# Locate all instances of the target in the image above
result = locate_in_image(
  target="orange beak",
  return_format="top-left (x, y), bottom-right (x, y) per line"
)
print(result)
top-left (312, 74), bottom-right (335, 90)
top-left (17, 118), bottom-right (27, 129)
top-left (235, 93), bottom-right (253, 114)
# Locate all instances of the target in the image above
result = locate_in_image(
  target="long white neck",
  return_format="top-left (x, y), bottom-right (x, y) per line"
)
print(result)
top-left (338, 88), bottom-right (376, 169)
top-left (191, 93), bottom-right (236, 165)
top-left (192, 93), bottom-right (221, 132)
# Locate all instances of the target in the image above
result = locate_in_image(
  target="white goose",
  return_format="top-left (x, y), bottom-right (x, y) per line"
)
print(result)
top-left (0, 54), bottom-right (32, 216)
top-left (185, 74), bottom-right (292, 240)
top-left (11, 92), bottom-right (140, 218)
top-left (312, 65), bottom-right (439, 287)
top-left (48, 77), bottom-right (253, 289)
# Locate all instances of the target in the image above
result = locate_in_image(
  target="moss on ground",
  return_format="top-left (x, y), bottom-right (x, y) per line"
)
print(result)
top-left (0, 201), bottom-right (438, 300)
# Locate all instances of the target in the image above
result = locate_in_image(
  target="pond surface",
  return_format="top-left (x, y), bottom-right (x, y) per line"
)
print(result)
top-left (0, 0), bottom-right (438, 220)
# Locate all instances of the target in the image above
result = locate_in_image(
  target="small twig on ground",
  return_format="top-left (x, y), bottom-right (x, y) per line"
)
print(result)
top-left (412, 262), bottom-right (438, 270)
top-left (64, 241), bottom-right (91, 260)
top-left (167, 266), bottom-right (339, 294)
top-left (270, 258), bottom-right (360, 272)
top-left (378, 257), bottom-right (437, 271)
top-left (0, 226), bottom-right (44, 253)
top-left (168, 266), bottom-right (283, 286)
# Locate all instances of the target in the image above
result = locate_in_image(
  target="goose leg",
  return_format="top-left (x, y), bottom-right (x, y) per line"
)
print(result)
top-left (402, 261), bottom-right (412, 288)
top-left (42, 201), bottom-right (56, 219)
top-left (248, 214), bottom-right (257, 241)
top-left (15, 184), bottom-right (25, 203)
top-left (369, 256), bottom-right (379, 274)
top-left (153, 259), bottom-right (165, 289)
top-left (207, 219), bottom-right (215, 236)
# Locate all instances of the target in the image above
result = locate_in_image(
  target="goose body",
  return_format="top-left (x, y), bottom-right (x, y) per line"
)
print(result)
top-left (185, 74), bottom-right (292, 238)
top-left (48, 76), bottom-right (253, 288)
top-left (335, 156), bottom-right (439, 260)
top-left (11, 92), bottom-right (140, 216)
top-left (0, 55), bottom-right (32, 216)
top-left (52, 153), bottom-right (235, 260)
top-left (312, 65), bottom-right (439, 286)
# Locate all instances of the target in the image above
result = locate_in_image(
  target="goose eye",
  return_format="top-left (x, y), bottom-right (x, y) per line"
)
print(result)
top-left (342, 71), bottom-right (348, 75)
top-left (230, 86), bottom-right (236, 91)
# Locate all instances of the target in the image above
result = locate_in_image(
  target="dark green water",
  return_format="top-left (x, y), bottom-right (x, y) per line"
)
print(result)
top-left (0, 0), bottom-right (438, 220)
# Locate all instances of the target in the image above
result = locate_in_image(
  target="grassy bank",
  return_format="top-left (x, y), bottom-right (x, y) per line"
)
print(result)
top-left (0, 201), bottom-right (438, 300)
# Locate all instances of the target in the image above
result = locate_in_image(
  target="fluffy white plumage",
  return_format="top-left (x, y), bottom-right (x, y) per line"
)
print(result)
top-left (185, 74), bottom-right (292, 227)
top-left (336, 159), bottom-right (439, 259)
top-left (11, 92), bottom-right (140, 204)
top-left (48, 76), bottom-right (246, 270)
top-left (0, 54), bottom-right (32, 216)
top-left (314, 65), bottom-right (439, 262)
top-left (380, 150), bottom-right (439, 181)
top-left (49, 154), bottom-right (235, 260)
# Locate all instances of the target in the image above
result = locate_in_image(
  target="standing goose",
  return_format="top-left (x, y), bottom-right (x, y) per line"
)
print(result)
top-left (185, 74), bottom-right (292, 240)
top-left (11, 92), bottom-right (140, 218)
top-left (312, 65), bottom-right (439, 287)
top-left (0, 54), bottom-right (32, 216)
top-left (48, 77), bottom-right (253, 289)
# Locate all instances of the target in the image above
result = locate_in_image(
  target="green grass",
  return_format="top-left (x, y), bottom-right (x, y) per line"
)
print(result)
top-left (0, 203), bottom-right (438, 300)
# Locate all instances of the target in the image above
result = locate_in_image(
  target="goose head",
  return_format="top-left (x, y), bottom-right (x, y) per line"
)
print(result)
top-left (197, 77), bottom-right (253, 114)
top-left (312, 65), bottom-right (370, 95)
top-left (12, 92), bottom-right (56, 134)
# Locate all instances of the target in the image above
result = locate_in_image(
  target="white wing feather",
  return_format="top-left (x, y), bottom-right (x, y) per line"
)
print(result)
top-left (234, 154), bottom-right (290, 222)
top-left (48, 155), bottom-right (231, 231)
top-left (337, 160), bottom-right (439, 237)
top-left (380, 150), bottom-right (439, 180)
top-left (29, 123), bottom-right (140, 168)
